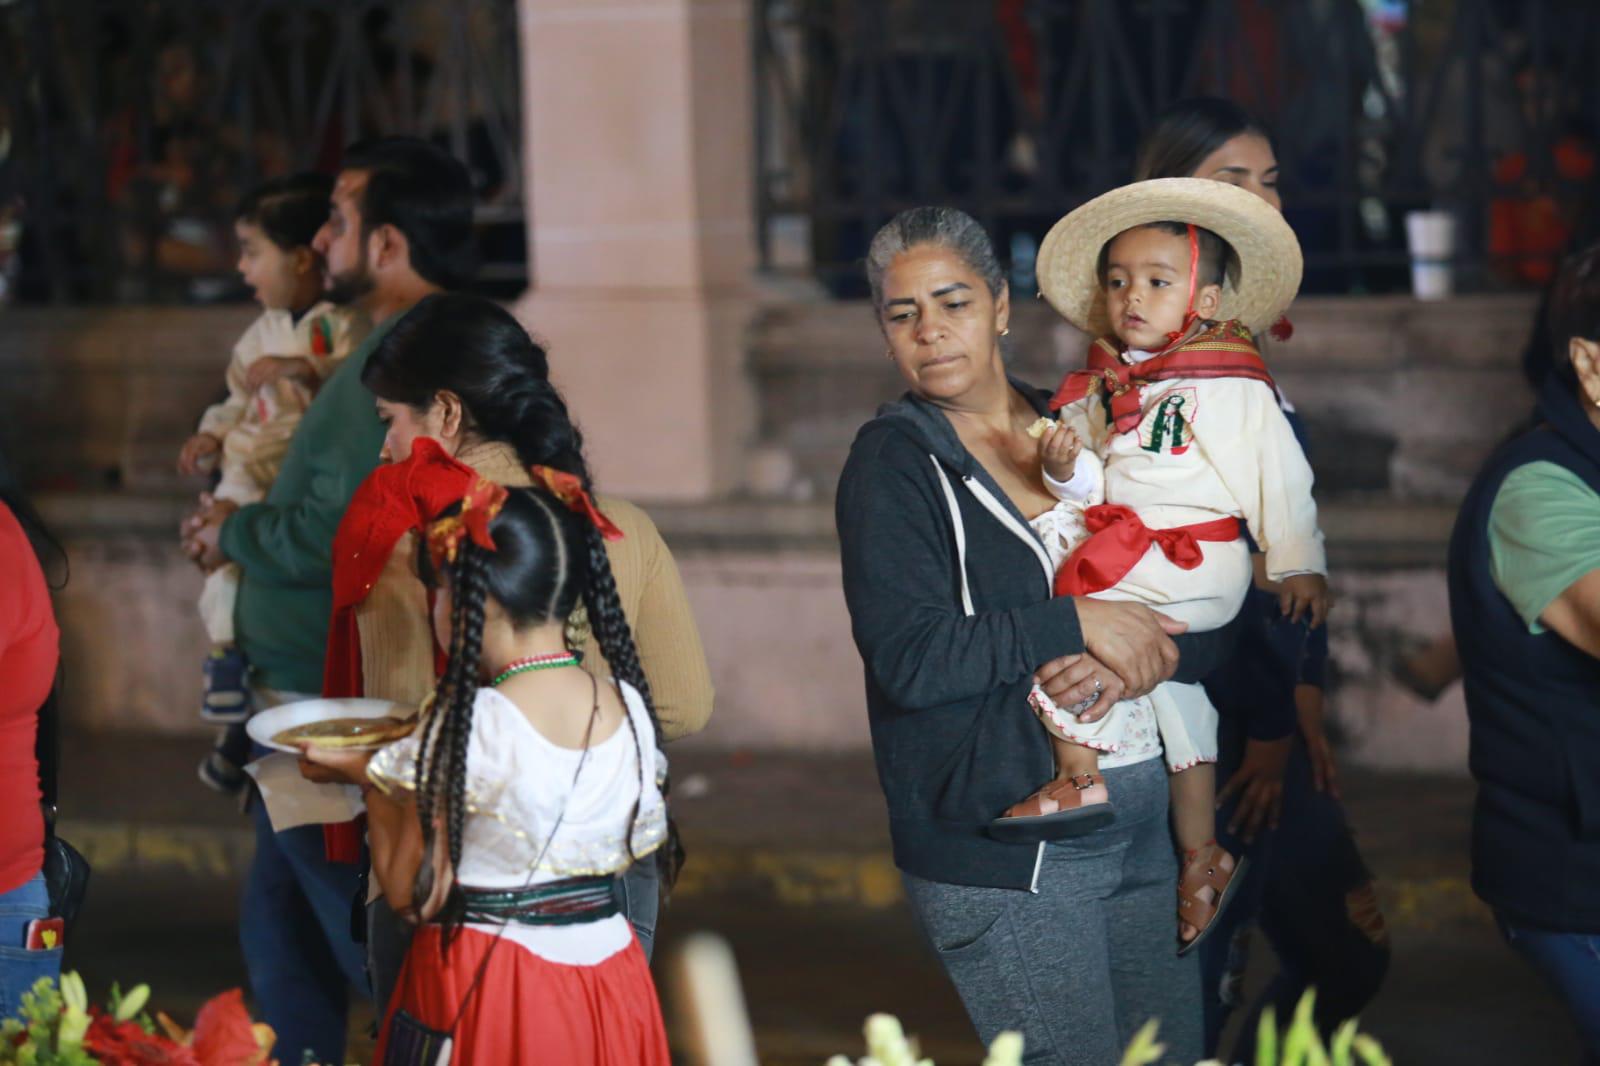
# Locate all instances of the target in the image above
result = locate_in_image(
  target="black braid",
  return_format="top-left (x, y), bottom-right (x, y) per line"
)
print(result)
top-left (412, 542), bottom-right (489, 939)
top-left (581, 523), bottom-right (684, 893)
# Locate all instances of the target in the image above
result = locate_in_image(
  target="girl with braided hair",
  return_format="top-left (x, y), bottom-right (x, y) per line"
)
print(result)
top-left (307, 291), bottom-right (710, 1012)
top-left (303, 481), bottom-right (672, 1063)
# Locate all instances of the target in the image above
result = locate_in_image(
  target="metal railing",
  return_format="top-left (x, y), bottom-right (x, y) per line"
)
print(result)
top-left (0, 0), bottom-right (524, 304)
top-left (755, 0), bottom-right (1600, 296)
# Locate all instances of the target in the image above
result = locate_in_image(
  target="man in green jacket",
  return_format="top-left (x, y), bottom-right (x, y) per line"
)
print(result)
top-left (181, 137), bottom-right (474, 1065)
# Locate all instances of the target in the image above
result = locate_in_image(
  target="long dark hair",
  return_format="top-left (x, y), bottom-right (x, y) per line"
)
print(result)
top-left (362, 293), bottom-right (586, 478)
top-left (1135, 96), bottom-right (1276, 182)
top-left (368, 295), bottom-right (681, 911)
top-left (414, 488), bottom-right (673, 931)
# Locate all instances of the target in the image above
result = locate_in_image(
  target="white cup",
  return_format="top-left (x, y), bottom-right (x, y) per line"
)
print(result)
top-left (1405, 210), bottom-right (1456, 300)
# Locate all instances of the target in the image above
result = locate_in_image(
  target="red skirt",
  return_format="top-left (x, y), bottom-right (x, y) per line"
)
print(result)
top-left (373, 924), bottom-right (671, 1064)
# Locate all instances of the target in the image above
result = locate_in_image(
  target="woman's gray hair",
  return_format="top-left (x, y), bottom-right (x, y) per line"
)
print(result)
top-left (865, 206), bottom-right (1006, 308)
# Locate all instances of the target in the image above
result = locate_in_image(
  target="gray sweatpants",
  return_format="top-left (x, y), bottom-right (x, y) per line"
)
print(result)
top-left (903, 758), bottom-right (1201, 1065)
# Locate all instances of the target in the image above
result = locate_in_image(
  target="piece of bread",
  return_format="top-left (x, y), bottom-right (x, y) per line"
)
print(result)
top-left (274, 715), bottom-right (416, 749)
top-left (1026, 417), bottom-right (1059, 440)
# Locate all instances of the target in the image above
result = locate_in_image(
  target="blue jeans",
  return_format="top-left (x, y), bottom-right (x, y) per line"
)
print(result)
top-left (1496, 912), bottom-right (1600, 1061)
top-left (241, 800), bottom-right (370, 1065)
top-left (615, 858), bottom-right (661, 961)
top-left (0, 873), bottom-right (58, 1020)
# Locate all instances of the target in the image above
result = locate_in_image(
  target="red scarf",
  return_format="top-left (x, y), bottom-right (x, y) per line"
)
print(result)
top-left (1049, 320), bottom-right (1275, 435)
top-left (324, 438), bottom-right (482, 700)
top-left (320, 438), bottom-right (481, 864)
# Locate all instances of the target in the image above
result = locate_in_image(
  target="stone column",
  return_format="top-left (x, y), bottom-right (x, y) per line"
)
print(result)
top-left (513, 0), bottom-right (756, 500)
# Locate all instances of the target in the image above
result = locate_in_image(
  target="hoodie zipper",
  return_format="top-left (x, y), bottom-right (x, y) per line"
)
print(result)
top-left (929, 455), bottom-right (1056, 893)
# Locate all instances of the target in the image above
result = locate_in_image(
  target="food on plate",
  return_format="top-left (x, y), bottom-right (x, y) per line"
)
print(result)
top-left (273, 715), bottom-right (415, 749)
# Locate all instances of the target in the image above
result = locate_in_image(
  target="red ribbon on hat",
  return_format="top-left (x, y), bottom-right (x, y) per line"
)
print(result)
top-left (1164, 223), bottom-right (1204, 350)
top-left (529, 465), bottom-right (625, 541)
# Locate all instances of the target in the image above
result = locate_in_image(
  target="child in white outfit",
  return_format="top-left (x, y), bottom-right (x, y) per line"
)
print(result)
top-left (178, 174), bottom-right (366, 789)
top-left (994, 179), bottom-right (1330, 952)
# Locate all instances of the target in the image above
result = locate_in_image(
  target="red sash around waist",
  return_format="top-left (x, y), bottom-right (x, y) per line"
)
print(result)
top-left (1053, 504), bottom-right (1241, 598)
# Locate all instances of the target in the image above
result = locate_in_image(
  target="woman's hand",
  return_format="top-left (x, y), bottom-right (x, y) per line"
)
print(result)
top-left (1072, 598), bottom-right (1185, 699)
top-left (1034, 652), bottom-right (1125, 723)
top-left (1216, 736), bottom-right (1291, 843)
top-left (244, 355), bottom-right (317, 393)
top-left (296, 743), bottom-right (374, 787)
top-left (177, 433), bottom-right (221, 476)
top-left (1296, 684), bottom-right (1340, 797)
top-left (1278, 572), bottom-right (1331, 628)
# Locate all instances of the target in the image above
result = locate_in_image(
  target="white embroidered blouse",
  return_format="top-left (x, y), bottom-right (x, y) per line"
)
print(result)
top-left (367, 680), bottom-right (667, 964)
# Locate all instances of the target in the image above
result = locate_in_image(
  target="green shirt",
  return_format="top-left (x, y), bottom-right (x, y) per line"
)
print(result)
top-left (220, 314), bottom-right (397, 692)
top-left (1488, 459), bottom-right (1600, 634)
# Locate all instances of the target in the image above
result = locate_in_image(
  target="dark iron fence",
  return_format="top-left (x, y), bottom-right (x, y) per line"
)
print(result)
top-left (0, 0), bottom-right (523, 304)
top-left (756, 0), bottom-right (1600, 296)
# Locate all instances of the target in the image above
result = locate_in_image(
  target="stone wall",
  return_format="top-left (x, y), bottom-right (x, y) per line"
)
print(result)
top-left (1, 295), bottom-right (1538, 772)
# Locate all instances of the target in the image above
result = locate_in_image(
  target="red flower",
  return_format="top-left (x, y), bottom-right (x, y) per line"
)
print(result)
top-left (189, 989), bottom-right (264, 1066)
top-left (84, 1011), bottom-right (200, 1065)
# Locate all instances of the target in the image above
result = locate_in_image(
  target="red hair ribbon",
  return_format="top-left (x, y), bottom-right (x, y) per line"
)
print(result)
top-left (425, 475), bottom-right (509, 570)
top-left (1162, 223), bottom-right (1203, 351)
top-left (529, 465), bottom-right (625, 541)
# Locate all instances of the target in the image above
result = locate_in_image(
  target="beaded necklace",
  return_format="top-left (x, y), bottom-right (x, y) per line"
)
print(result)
top-left (489, 652), bottom-right (581, 687)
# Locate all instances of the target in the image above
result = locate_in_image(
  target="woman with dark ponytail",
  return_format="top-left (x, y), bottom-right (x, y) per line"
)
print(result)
top-left (304, 482), bottom-right (672, 1063)
top-left (313, 291), bottom-right (710, 1014)
top-left (1137, 98), bottom-right (1390, 1056)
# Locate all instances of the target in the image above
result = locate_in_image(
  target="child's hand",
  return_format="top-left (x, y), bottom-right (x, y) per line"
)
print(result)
top-left (244, 355), bottom-right (316, 392)
top-left (177, 432), bottom-right (221, 476)
top-left (1038, 423), bottom-right (1083, 483)
top-left (1278, 572), bottom-right (1331, 628)
top-left (296, 742), bottom-right (374, 787)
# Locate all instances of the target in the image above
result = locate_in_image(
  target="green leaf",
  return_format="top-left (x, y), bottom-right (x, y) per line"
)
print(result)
top-left (1254, 1006), bottom-right (1279, 1066)
top-left (1116, 1019), bottom-right (1166, 1066)
top-left (983, 1031), bottom-right (1025, 1066)
top-left (114, 984), bottom-right (150, 1023)
top-left (1351, 1033), bottom-right (1393, 1066)
top-left (1329, 1019), bottom-right (1358, 1066)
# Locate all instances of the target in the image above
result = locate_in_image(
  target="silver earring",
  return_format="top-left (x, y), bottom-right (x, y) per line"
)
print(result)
top-left (1000, 327), bottom-right (1010, 337)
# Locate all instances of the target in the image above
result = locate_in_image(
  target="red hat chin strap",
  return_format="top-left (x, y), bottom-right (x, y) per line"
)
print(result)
top-left (1160, 223), bottom-right (1202, 353)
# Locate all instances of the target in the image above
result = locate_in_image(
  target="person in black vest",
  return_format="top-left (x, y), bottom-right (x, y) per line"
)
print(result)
top-left (1449, 241), bottom-right (1600, 1058)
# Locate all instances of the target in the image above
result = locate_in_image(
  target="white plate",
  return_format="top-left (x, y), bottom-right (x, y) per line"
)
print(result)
top-left (246, 697), bottom-right (403, 754)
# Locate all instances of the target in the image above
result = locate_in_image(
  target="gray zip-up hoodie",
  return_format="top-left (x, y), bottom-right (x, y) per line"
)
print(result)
top-left (836, 378), bottom-right (1234, 890)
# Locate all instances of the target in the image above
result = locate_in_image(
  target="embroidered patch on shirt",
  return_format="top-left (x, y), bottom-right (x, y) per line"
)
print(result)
top-left (1139, 386), bottom-right (1198, 455)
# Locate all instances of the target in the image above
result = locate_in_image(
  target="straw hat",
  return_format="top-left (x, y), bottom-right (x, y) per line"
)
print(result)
top-left (1035, 177), bottom-right (1303, 336)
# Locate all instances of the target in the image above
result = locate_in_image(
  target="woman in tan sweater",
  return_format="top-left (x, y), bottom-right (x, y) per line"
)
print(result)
top-left (323, 292), bottom-right (713, 1012)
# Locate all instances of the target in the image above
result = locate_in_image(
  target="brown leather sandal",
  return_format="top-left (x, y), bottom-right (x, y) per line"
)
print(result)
top-left (1176, 841), bottom-right (1248, 956)
top-left (989, 772), bottom-right (1116, 843)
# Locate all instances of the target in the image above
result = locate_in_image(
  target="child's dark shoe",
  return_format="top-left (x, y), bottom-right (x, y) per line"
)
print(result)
top-left (198, 747), bottom-right (248, 794)
top-left (989, 772), bottom-right (1115, 843)
top-left (201, 646), bottom-right (251, 722)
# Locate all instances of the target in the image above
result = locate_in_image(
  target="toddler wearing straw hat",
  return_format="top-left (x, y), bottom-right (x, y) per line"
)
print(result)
top-left (991, 178), bottom-right (1330, 953)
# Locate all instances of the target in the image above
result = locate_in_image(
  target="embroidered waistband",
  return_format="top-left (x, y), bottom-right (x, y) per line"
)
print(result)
top-left (460, 876), bottom-right (619, 927)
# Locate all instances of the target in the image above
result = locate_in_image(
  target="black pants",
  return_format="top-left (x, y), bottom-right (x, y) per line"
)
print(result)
top-left (1199, 692), bottom-right (1391, 1057)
